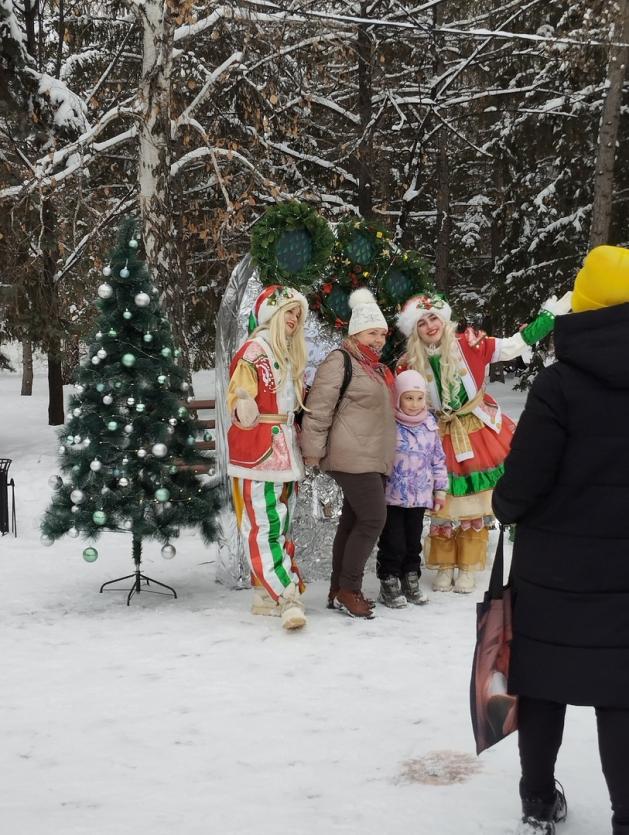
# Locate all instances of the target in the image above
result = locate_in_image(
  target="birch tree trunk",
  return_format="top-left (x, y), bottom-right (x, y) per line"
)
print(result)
top-left (589, 0), bottom-right (629, 247)
top-left (356, 4), bottom-right (374, 218)
top-left (21, 340), bottom-right (33, 395)
top-left (137, 0), bottom-right (189, 369)
top-left (433, 7), bottom-right (450, 295)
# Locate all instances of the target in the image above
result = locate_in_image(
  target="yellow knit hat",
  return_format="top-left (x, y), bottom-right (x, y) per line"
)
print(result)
top-left (572, 245), bottom-right (629, 312)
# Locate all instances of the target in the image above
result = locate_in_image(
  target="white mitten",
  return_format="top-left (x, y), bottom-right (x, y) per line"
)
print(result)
top-left (541, 290), bottom-right (572, 316)
top-left (234, 388), bottom-right (259, 427)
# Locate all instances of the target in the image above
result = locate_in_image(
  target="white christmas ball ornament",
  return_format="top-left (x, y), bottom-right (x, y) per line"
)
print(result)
top-left (70, 489), bottom-right (85, 504)
top-left (137, 448), bottom-right (147, 459)
top-left (134, 292), bottom-right (150, 308)
top-left (97, 348), bottom-right (107, 360)
top-left (91, 356), bottom-right (100, 366)
top-left (41, 534), bottom-right (54, 547)
top-left (118, 477), bottom-right (129, 488)
top-left (123, 424), bottom-right (133, 434)
top-left (89, 459), bottom-right (102, 472)
top-left (72, 407), bottom-right (82, 417)
top-left (102, 394), bottom-right (113, 405)
top-left (68, 527), bottom-right (79, 538)
top-left (102, 265), bottom-right (112, 277)
top-left (161, 543), bottom-right (176, 560)
top-left (129, 239), bottom-right (139, 250)
top-left (97, 283), bottom-right (113, 299)
top-left (152, 443), bottom-right (168, 458)
top-left (120, 266), bottom-right (130, 279)
top-left (75, 384), bottom-right (85, 395)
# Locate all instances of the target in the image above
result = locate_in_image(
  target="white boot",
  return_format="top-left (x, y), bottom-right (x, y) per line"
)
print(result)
top-left (279, 583), bottom-right (307, 631)
top-left (432, 567), bottom-right (454, 592)
top-left (454, 568), bottom-right (476, 594)
top-left (251, 586), bottom-right (280, 617)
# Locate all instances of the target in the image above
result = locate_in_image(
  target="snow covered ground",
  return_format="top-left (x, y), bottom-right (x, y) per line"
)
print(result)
top-left (0, 356), bottom-right (612, 835)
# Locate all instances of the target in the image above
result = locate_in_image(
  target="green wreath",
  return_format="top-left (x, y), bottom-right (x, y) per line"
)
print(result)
top-left (332, 218), bottom-right (391, 270)
top-left (250, 201), bottom-right (335, 291)
top-left (378, 251), bottom-right (432, 317)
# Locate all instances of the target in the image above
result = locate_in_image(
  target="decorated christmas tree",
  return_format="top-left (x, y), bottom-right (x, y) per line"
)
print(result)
top-left (41, 219), bottom-right (221, 600)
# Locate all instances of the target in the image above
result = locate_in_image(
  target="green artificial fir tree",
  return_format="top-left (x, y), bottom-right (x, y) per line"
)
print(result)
top-left (41, 218), bottom-right (222, 603)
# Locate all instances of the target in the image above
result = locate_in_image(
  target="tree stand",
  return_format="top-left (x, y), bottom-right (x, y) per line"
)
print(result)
top-left (100, 535), bottom-right (177, 606)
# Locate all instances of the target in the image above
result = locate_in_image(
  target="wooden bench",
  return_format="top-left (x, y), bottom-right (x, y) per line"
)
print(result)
top-left (178, 399), bottom-right (216, 474)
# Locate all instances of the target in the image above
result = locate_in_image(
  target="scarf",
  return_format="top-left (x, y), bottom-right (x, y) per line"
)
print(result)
top-left (342, 338), bottom-right (396, 393)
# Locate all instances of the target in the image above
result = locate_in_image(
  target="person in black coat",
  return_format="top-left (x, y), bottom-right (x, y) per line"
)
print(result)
top-left (493, 245), bottom-right (629, 835)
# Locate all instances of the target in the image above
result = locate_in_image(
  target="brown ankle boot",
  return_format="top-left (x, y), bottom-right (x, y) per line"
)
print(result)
top-left (334, 589), bottom-right (376, 619)
top-left (328, 587), bottom-right (375, 609)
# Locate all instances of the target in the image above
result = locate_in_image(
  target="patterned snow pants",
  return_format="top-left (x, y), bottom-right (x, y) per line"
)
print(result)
top-left (231, 478), bottom-right (304, 601)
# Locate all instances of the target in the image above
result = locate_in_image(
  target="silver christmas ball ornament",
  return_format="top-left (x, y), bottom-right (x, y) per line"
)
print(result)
top-left (129, 239), bottom-right (139, 250)
top-left (107, 420), bottom-right (118, 431)
top-left (91, 356), bottom-right (100, 366)
top-left (118, 477), bottom-right (129, 488)
top-left (137, 448), bottom-right (147, 459)
top-left (157, 375), bottom-right (166, 384)
top-left (41, 534), bottom-right (54, 547)
top-left (97, 283), bottom-right (113, 299)
top-left (89, 459), bottom-right (102, 472)
top-left (102, 265), bottom-right (112, 277)
top-left (160, 347), bottom-right (172, 359)
top-left (127, 397), bottom-right (135, 406)
top-left (135, 403), bottom-right (145, 413)
top-left (123, 309), bottom-right (132, 320)
top-left (161, 543), bottom-right (176, 560)
top-left (134, 292), bottom-right (150, 308)
top-left (70, 489), bottom-right (85, 504)
top-left (143, 333), bottom-right (153, 343)
top-left (68, 527), bottom-right (79, 538)
top-left (102, 394), bottom-right (113, 405)
top-left (120, 266), bottom-right (130, 278)
top-left (97, 348), bottom-right (107, 360)
top-left (123, 424), bottom-right (133, 434)
top-left (152, 443), bottom-right (167, 458)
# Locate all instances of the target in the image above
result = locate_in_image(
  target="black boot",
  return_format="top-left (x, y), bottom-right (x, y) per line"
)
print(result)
top-left (401, 571), bottom-right (429, 605)
top-left (377, 576), bottom-right (407, 608)
top-left (519, 783), bottom-right (567, 834)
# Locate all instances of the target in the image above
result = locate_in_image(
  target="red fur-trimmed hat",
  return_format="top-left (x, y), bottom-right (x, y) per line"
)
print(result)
top-left (249, 285), bottom-right (308, 333)
top-left (396, 294), bottom-right (453, 337)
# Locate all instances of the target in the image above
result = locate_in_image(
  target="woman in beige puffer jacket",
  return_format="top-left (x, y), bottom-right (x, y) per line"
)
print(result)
top-left (300, 289), bottom-right (396, 618)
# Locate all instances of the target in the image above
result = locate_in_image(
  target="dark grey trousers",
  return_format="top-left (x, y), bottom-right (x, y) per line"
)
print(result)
top-left (328, 471), bottom-right (387, 592)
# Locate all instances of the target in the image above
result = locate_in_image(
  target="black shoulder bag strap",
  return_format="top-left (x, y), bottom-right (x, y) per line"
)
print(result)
top-left (334, 349), bottom-right (353, 412)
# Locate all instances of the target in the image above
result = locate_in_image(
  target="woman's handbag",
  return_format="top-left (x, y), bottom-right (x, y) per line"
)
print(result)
top-left (470, 525), bottom-right (518, 754)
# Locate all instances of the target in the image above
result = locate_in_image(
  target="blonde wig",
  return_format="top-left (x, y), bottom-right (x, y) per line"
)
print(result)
top-left (253, 303), bottom-right (308, 408)
top-left (406, 321), bottom-right (462, 414)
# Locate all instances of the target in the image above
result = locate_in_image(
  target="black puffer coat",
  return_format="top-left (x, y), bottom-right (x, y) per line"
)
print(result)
top-left (493, 303), bottom-right (629, 707)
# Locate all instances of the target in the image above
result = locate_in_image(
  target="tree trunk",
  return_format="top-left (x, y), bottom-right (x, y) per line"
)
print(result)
top-left (42, 199), bottom-right (64, 424)
top-left (589, 0), bottom-right (629, 247)
top-left (47, 342), bottom-right (64, 425)
top-left (432, 6), bottom-right (451, 295)
top-left (356, 4), bottom-right (373, 218)
top-left (137, 0), bottom-right (189, 369)
top-left (21, 340), bottom-right (33, 395)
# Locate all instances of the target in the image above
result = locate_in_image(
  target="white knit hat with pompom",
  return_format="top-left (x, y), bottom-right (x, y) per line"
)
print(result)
top-left (348, 288), bottom-right (388, 335)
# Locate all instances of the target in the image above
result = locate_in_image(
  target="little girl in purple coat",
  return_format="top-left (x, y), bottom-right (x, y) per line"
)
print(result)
top-left (377, 370), bottom-right (448, 608)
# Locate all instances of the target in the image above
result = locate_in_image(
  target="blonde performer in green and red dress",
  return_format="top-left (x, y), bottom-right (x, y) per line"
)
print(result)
top-left (227, 284), bottom-right (309, 630)
top-left (396, 290), bottom-right (572, 593)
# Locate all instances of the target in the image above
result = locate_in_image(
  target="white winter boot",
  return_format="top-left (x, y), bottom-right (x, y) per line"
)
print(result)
top-left (432, 567), bottom-right (454, 592)
top-left (251, 586), bottom-right (281, 617)
top-left (454, 568), bottom-right (476, 594)
top-left (279, 583), bottom-right (307, 630)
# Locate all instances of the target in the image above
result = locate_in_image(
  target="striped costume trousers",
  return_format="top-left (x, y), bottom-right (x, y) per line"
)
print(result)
top-left (231, 478), bottom-right (303, 601)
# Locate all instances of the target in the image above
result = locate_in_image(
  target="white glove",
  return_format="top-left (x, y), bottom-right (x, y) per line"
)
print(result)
top-left (541, 290), bottom-right (572, 316)
top-left (234, 388), bottom-right (259, 427)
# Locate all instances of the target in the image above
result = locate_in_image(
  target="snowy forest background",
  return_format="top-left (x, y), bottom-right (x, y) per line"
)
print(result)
top-left (1, 0), bottom-right (629, 424)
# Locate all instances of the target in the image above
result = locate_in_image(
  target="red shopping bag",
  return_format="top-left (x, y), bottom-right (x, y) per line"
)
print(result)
top-left (470, 525), bottom-right (518, 754)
